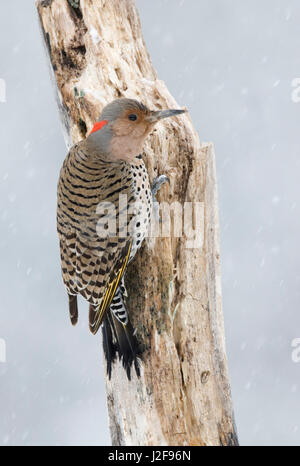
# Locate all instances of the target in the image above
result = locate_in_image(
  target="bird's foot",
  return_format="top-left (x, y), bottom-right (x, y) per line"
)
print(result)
top-left (151, 175), bottom-right (170, 201)
top-left (151, 175), bottom-right (170, 222)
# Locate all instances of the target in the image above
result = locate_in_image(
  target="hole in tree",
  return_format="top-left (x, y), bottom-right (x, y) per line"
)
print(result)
top-left (78, 118), bottom-right (87, 138)
top-left (61, 49), bottom-right (75, 68)
top-left (67, 0), bottom-right (83, 20)
top-left (72, 45), bottom-right (86, 56)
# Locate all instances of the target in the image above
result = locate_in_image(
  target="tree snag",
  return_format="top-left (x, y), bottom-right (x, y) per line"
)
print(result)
top-left (36, 0), bottom-right (238, 446)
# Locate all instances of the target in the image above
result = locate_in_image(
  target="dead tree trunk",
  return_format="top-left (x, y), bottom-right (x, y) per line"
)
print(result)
top-left (36, 0), bottom-right (238, 446)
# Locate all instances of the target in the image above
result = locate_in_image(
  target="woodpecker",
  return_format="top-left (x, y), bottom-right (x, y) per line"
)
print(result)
top-left (57, 98), bottom-right (186, 379)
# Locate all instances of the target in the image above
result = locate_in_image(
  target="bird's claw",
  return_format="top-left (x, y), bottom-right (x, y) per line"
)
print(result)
top-left (151, 174), bottom-right (170, 223)
top-left (151, 175), bottom-right (170, 201)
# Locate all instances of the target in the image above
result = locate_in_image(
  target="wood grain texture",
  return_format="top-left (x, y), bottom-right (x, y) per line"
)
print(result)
top-left (36, 0), bottom-right (238, 446)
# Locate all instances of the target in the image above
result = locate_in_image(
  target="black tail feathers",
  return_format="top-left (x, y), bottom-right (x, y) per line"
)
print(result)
top-left (102, 312), bottom-right (143, 380)
top-left (68, 294), bottom-right (78, 326)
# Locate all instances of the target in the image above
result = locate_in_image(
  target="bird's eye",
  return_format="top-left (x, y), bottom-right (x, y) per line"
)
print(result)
top-left (128, 114), bottom-right (138, 121)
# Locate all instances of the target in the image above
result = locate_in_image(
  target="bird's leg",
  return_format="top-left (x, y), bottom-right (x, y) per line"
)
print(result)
top-left (151, 175), bottom-right (170, 222)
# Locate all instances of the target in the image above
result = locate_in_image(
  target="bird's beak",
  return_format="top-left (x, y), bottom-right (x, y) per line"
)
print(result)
top-left (147, 108), bottom-right (187, 123)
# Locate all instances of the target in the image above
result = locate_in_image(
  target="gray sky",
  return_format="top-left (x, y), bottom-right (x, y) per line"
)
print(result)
top-left (0, 0), bottom-right (300, 446)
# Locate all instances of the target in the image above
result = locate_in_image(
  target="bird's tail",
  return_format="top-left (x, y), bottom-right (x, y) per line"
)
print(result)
top-left (102, 292), bottom-right (142, 380)
top-left (68, 294), bottom-right (78, 326)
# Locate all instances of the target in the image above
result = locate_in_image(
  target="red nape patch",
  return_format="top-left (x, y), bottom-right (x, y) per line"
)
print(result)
top-left (89, 120), bottom-right (108, 136)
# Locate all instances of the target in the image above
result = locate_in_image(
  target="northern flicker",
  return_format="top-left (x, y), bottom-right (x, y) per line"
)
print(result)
top-left (57, 98), bottom-right (186, 379)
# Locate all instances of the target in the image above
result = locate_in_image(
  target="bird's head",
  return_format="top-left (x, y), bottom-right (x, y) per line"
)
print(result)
top-left (86, 98), bottom-right (186, 161)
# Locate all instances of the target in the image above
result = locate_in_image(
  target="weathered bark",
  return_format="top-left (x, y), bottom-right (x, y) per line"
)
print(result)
top-left (36, 0), bottom-right (238, 446)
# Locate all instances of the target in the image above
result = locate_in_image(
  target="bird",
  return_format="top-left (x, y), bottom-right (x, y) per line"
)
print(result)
top-left (57, 98), bottom-right (186, 379)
